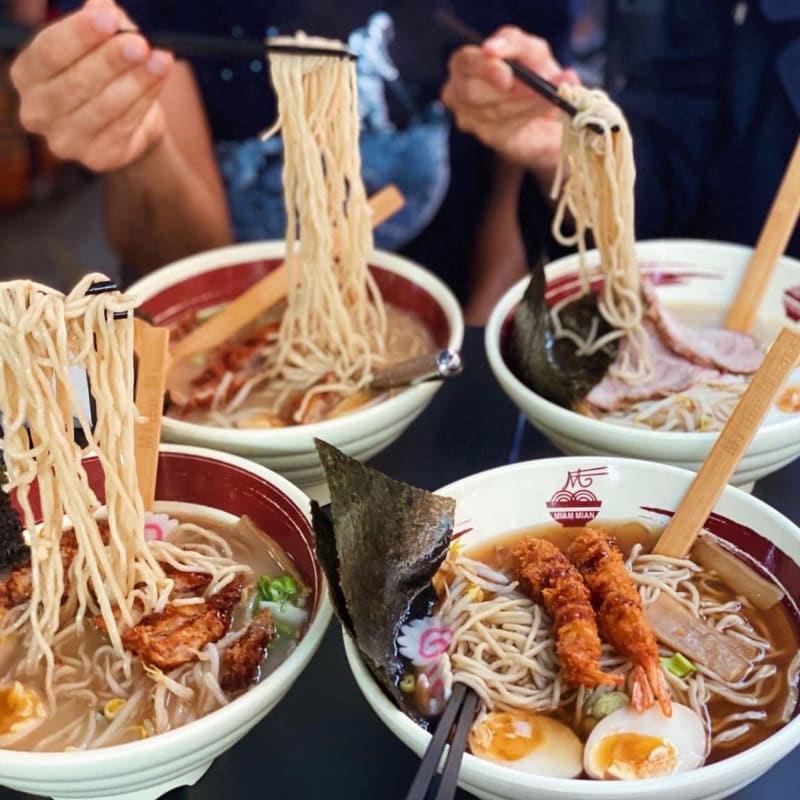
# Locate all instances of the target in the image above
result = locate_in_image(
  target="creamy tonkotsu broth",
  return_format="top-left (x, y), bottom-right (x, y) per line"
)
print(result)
top-left (0, 506), bottom-right (310, 751)
top-left (398, 521), bottom-right (800, 780)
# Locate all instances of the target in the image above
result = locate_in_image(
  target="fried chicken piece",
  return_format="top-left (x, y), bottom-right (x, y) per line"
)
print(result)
top-left (0, 529), bottom-right (80, 609)
top-left (513, 538), bottom-right (624, 688)
top-left (220, 607), bottom-right (277, 695)
top-left (568, 528), bottom-right (672, 716)
top-left (161, 564), bottom-right (213, 597)
top-left (122, 580), bottom-right (243, 671)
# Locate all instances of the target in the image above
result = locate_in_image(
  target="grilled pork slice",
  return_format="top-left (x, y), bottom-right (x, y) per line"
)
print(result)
top-left (220, 607), bottom-right (277, 694)
top-left (584, 321), bottom-right (698, 412)
top-left (122, 580), bottom-right (243, 671)
top-left (643, 281), bottom-right (763, 374)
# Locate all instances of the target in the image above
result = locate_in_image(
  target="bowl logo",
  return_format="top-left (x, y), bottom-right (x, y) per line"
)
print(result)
top-left (546, 467), bottom-right (607, 526)
top-left (784, 286), bottom-right (800, 321)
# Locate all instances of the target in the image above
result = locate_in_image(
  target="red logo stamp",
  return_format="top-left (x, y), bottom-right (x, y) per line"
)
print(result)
top-left (784, 286), bottom-right (800, 322)
top-left (546, 467), bottom-right (607, 526)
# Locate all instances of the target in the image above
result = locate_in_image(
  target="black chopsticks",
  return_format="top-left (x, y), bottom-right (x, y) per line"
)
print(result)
top-left (404, 683), bottom-right (479, 800)
top-left (86, 279), bottom-right (128, 320)
top-left (0, 24), bottom-right (355, 61)
top-left (434, 9), bottom-right (614, 134)
top-left (131, 31), bottom-right (356, 61)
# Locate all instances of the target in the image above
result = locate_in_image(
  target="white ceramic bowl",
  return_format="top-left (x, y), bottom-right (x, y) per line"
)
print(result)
top-left (0, 444), bottom-right (332, 800)
top-left (344, 455), bottom-right (800, 800)
top-left (128, 242), bottom-right (464, 500)
top-left (485, 239), bottom-right (800, 488)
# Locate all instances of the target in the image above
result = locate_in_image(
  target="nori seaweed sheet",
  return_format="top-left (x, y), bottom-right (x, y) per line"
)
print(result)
top-left (0, 449), bottom-right (28, 568)
top-left (312, 439), bottom-right (455, 715)
top-left (507, 261), bottom-right (618, 407)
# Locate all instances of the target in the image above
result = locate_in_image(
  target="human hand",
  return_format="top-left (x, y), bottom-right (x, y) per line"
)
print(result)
top-left (10, 0), bottom-right (174, 172)
top-left (441, 26), bottom-right (579, 183)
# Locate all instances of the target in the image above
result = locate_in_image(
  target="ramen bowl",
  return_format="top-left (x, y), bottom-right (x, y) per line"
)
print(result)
top-left (128, 241), bottom-right (464, 501)
top-left (2, 444), bottom-right (332, 800)
top-left (344, 455), bottom-right (800, 800)
top-left (485, 239), bottom-right (800, 488)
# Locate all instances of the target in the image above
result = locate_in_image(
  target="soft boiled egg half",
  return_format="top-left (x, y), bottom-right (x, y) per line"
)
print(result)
top-left (584, 703), bottom-right (708, 780)
top-left (468, 710), bottom-right (583, 778)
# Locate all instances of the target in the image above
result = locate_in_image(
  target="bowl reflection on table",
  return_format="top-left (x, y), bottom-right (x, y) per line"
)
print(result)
top-left (128, 241), bottom-right (464, 501)
top-left (344, 456), bottom-right (800, 800)
top-left (484, 239), bottom-right (800, 489)
top-left (1, 444), bottom-right (332, 800)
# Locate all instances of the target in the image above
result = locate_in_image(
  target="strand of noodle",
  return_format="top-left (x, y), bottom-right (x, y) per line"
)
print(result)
top-left (550, 84), bottom-right (650, 382)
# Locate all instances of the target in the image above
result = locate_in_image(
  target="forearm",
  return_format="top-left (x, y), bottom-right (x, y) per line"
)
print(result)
top-left (105, 131), bottom-right (233, 275)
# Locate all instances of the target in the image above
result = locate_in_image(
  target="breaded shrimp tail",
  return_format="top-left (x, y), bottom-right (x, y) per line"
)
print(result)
top-left (568, 528), bottom-right (672, 717)
top-left (513, 537), bottom-right (624, 689)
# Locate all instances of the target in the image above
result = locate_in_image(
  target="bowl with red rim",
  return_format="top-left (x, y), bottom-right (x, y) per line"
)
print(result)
top-left (2, 443), bottom-right (332, 800)
top-left (484, 239), bottom-right (800, 489)
top-left (343, 455), bottom-right (800, 800)
top-left (128, 241), bottom-right (464, 500)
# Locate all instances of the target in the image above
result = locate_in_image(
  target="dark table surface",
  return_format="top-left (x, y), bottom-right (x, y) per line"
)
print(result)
top-left (3, 325), bottom-right (799, 800)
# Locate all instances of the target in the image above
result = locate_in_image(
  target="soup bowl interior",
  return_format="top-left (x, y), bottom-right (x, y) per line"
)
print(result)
top-left (484, 239), bottom-right (800, 488)
top-left (128, 241), bottom-right (464, 500)
top-left (4, 444), bottom-right (332, 800)
top-left (344, 456), bottom-right (800, 800)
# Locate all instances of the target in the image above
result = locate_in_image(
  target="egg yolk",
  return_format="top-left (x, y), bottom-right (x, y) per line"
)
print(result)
top-left (594, 733), bottom-right (678, 780)
top-left (469, 711), bottom-right (544, 761)
top-left (0, 682), bottom-right (45, 734)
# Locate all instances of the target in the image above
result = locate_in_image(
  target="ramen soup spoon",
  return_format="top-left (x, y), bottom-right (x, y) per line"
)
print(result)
top-left (654, 325), bottom-right (800, 558)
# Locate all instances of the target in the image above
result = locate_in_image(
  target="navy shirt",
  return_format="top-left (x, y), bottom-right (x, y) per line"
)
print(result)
top-left (63, 1), bottom-right (571, 300)
top-left (606, 0), bottom-right (800, 256)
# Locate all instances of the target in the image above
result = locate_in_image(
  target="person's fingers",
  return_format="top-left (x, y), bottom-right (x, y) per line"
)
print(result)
top-left (87, 100), bottom-right (165, 172)
top-left (447, 45), bottom-right (515, 92)
top-left (52, 52), bottom-right (171, 147)
top-left (22, 32), bottom-right (156, 127)
top-left (484, 26), bottom-right (561, 79)
top-left (10, 0), bottom-right (122, 89)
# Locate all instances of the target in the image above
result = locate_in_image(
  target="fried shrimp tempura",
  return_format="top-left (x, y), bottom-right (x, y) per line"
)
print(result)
top-left (568, 528), bottom-right (672, 717)
top-left (513, 538), bottom-right (624, 689)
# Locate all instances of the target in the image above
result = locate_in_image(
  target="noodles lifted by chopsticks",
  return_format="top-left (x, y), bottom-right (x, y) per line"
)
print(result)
top-left (0, 276), bottom-right (165, 697)
top-left (261, 33), bottom-right (388, 421)
top-left (550, 84), bottom-right (650, 384)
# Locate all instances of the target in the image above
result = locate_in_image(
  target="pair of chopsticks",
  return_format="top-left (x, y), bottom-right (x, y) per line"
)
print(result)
top-left (404, 683), bottom-right (478, 800)
top-left (90, 280), bottom-right (166, 512)
top-left (0, 23), bottom-right (355, 60)
top-left (434, 9), bottom-right (612, 134)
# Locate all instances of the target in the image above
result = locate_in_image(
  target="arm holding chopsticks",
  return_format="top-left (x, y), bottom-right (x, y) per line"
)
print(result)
top-left (441, 26), bottom-right (579, 195)
top-left (10, 0), bottom-right (232, 274)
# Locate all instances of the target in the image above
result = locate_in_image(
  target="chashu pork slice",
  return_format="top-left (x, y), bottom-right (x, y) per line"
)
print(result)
top-left (643, 281), bottom-right (763, 374)
top-left (583, 321), bottom-right (698, 412)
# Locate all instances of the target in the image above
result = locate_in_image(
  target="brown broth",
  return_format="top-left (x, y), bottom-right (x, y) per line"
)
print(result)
top-left (463, 521), bottom-right (800, 765)
top-left (168, 303), bottom-right (435, 427)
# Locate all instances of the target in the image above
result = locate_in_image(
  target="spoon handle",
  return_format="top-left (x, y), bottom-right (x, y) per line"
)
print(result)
top-left (725, 136), bottom-right (800, 333)
top-left (654, 326), bottom-right (800, 558)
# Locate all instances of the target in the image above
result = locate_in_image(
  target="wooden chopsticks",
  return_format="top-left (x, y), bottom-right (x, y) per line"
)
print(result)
top-left (653, 326), bottom-right (800, 558)
top-left (725, 135), bottom-right (800, 333)
top-left (404, 683), bottom-right (478, 800)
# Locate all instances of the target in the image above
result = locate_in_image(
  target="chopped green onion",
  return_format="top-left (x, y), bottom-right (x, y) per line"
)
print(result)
top-left (399, 674), bottom-right (416, 694)
top-left (255, 574), bottom-right (299, 605)
top-left (273, 619), bottom-right (295, 638)
top-left (590, 691), bottom-right (629, 720)
top-left (660, 652), bottom-right (696, 678)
